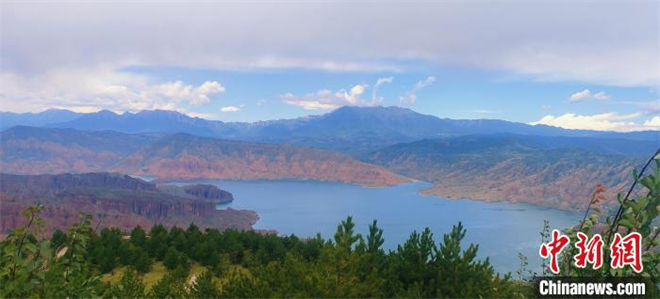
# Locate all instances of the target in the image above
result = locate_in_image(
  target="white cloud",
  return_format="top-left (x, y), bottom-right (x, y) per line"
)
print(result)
top-left (2, 2), bottom-right (656, 87)
top-left (399, 76), bottom-right (435, 105)
top-left (140, 81), bottom-right (225, 106)
top-left (643, 116), bottom-right (660, 127)
top-left (530, 112), bottom-right (659, 132)
top-left (220, 106), bottom-right (241, 112)
top-left (371, 77), bottom-right (393, 103)
top-left (592, 92), bottom-right (610, 101)
top-left (568, 89), bottom-right (611, 103)
top-left (0, 67), bottom-right (225, 113)
top-left (280, 84), bottom-right (370, 110)
top-left (569, 90), bottom-right (591, 102)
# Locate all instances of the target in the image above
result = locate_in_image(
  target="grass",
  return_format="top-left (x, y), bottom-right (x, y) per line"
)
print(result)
top-left (101, 265), bottom-right (126, 285)
top-left (142, 262), bottom-right (170, 288)
top-left (101, 262), bottom-right (251, 290)
top-left (102, 262), bottom-right (199, 289)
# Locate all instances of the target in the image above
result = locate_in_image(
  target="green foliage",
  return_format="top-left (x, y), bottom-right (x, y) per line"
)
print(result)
top-left (217, 218), bottom-right (524, 298)
top-left (51, 229), bottom-right (67, 249)
top-left (553, 154), bottom-right (660, 295)
top-left (333, 216), bottom-right (360, 252)
top-left (148, 269), bottom-right (189, 299)
top-left (164, 246), bottom-right (181, 270)
top-left (103, 268), bottom-right (145, 299)
top-left (189, 271), bottom-right (219, 298)
top-left (0, 206), bottom-right (103, 298)
top-left (1, 207), bottom-right (527, 298)
top-left (366, 220), bottom-right (385, 255)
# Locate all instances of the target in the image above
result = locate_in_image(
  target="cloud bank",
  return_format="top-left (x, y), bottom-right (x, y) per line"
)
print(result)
top-left (280, 84), bottom-right (369, 110)
top-left (220, 106), bottom-right (241, 112)
top-left (0, 67), bottom-right (225, 113)
top-left (2, 2), bottom-right (657, 84)
top-left (530, 112), bottom-right (659, 132)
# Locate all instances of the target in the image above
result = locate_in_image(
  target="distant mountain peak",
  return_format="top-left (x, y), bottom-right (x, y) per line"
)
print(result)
top-left (95, 109), bottom-right (119, 116)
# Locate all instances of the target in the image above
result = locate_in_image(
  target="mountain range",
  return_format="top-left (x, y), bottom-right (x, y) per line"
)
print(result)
top-left (3, 106), bottom-right (657, 155)
top-left (365, 134), bottom-right (640, 210)
top-left (0, 126), bottom-right (408, 186)
top-left (1, 106), bottom-right (658, 211)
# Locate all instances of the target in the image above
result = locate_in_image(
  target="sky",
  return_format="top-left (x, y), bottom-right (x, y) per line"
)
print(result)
top-left (1, 0), bottom-right (659, 132)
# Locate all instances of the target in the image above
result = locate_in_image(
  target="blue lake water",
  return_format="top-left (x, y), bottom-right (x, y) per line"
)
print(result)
top-left (184, 180), bottom-right (580, 274)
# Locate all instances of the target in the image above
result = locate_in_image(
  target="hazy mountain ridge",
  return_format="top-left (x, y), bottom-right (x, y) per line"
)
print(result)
top-left (365, 135), bottom-right (641, 210)
top-left (1, 107), bottom-right (658, 211)
top-left (0, 126), bottom-right (409, 187)
top-left (0, 109), bottom-right (81, 130)
top-left (3, 106), bottom-right (657, 155)
top-left (0, 172), bottom-right (257, 234)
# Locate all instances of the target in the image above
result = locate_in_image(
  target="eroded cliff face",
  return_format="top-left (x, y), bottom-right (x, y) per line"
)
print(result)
top-left (182, 184), bottom-right (234, 202)
top-left (0, 173), bottom-right (257, 235)
top-left (366, 136), bottom-right (640, 211)
top-left (0, 127), bottom-right (410, 187)
top-left (112, 134), bottom-right (410, 186)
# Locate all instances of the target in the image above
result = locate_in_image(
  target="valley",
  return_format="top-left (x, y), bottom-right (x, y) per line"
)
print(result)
top-left (0, 106), bottom-right (658, 212)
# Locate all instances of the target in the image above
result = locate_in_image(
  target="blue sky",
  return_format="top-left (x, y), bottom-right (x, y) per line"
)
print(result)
top-left (1, 1), bottom-right (658, 131)
top-left (127, 65), bottom-right (656, 125)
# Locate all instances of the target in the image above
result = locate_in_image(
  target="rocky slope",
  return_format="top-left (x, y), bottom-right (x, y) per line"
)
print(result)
top-left (365, 135), bottom-right (643, 211)
top-left (0, 126), bottom-right (409, 186)
top-left (0, 173), bottom-right (257, 235)
top-left (113, 133), bottom-right (409, 186)
top-left (0, 126), bottom-right (158, 174)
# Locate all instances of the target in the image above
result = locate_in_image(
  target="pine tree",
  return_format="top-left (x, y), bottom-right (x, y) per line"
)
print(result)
top-left (189, 271), bottom-right (220, 298)
top-left (366, 220), bottom-right (384, 255)
top-left (334, 216), bottom-right (361, 252)
top-left (130, 226), bottom-right (147, 249)
top-left (164, 246), bottom-right (179, 270)
top-left (104, 268), bottom-right (145, 299)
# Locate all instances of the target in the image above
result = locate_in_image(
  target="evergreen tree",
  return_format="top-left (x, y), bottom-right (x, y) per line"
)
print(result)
top-left (366, 220), bottom-right (384, 255)
top-left (164, 246), bottom-right (180, 270)
top-left (133, 248), bottom-right (152, 273)
top-left (334, 216), bottom-right (361, 252)
top-left (149, 271), bottom-right (188, 299)
top-left (51, 229), bottom-right (67, 249)
top-left (104, 268), bottom-right (145, 299)
top-left (147, 225), bottom-right (168, 260)
top-left (189, 271), bottom-right (220, 298)
top-left (130, 226), bottom-right (147, 249)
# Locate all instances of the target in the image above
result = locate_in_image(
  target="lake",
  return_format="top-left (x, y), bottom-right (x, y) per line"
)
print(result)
top-left (184, 180), bottom-right (581, 274)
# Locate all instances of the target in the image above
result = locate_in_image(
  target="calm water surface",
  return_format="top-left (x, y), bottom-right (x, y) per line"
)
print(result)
top-left (183, 180), bottom-right (580, 274)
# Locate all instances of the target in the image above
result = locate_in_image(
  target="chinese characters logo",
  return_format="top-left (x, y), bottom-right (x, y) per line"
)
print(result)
top-left (539, 230), bottom-right (643, 274)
